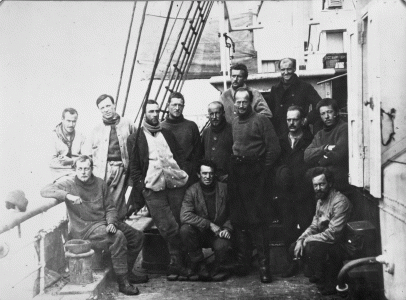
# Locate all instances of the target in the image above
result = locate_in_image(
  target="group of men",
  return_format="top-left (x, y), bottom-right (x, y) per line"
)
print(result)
top-left (41, 59), bottom-right (352, 296)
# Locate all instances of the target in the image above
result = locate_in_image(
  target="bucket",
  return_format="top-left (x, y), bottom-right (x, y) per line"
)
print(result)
top-left (141, 228), bottom-right (170, 272)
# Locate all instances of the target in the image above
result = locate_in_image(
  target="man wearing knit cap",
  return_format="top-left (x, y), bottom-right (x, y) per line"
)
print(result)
top-left (129, 100), bottom-right (192, 280)
top-left (220, 63), bottom-right (272, 124)
top-left (161, 92), bottom-right (201, 186)
top-left (200, 101), bottom-right (233, 183)
top-left (50, 108), bottom-right (86, 177)
top-left (84, 94), bottom-right (147, 284)
top-left (41, 155), bottom-right (140, 295)
top-left (228, 87), bottom-right (280, 283)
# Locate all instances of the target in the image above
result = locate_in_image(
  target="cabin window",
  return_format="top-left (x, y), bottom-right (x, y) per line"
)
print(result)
top-left (326, 31), bottom-right (344, 53)
top-left (261, 60), bottom-right (279, 73)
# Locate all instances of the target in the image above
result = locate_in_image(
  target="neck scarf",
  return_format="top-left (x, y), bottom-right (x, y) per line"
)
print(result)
top-left (55, 123), bottom-right (75, 158)
top-left (103, 112), bottom-right (120, 126)
top-left (143, 119), bottom-right (162, 134)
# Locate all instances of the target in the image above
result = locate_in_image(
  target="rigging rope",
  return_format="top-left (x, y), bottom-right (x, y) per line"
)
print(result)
top-left (135, 1), bottom-right (174, 131)
top-left (121, 2), bottom-right (149, 117)
top-left (115, 0), bottom-right (137, 110)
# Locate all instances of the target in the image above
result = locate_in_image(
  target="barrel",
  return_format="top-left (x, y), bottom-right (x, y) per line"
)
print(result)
top-left (141, 228), bottom-right (170, 272)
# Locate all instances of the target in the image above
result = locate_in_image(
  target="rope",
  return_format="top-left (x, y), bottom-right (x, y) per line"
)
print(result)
top-left (121, 2), bottom-right (149, 117)
top-left (115, 0), bottom-right (137, 110)
top-left (134, 1), bottom-right (174, 130)
top-left (159, 2), bottom-right (183, 62)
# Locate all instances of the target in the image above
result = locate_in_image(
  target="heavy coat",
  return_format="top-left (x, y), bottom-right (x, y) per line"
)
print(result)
top-left (128, 127), bottom-right (186, 210)
top-left (180, 182), bottom-right (232, 232)
top-left (266, 74), bottom-right (322, 135)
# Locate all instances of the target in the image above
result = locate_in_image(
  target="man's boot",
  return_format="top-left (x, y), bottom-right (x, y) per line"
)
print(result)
top-left (167, 253), bottom-right (193, 280)
top-left (232, 229), bottom-right (250, 276)
top-left (116, 273), bottom-right (140, 295)
top-left (256, 230), bottom-right (272, 283)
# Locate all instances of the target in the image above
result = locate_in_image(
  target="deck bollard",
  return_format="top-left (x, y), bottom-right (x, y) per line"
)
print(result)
top-left (64, 239), bottom-right (94, 284)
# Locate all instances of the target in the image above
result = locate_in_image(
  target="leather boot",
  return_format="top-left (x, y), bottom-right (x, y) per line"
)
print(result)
top-left (128, 271), bottom-right (149, 284)
top-left (167, 254), bottom-right (193, 278)
top-left (252, 227), bottom-right (272, 283)
top-left (116, 273), bottom-right (140, 295)
top-left (232, 229), bottom-right (250, 276)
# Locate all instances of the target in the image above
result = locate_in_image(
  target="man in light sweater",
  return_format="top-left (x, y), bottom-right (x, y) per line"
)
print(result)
top-left (129, 100), bottom-right (192, 280)
top-left (161, 92), bottom-right (201, 186)
top-left (220, 63), bottom-right (272, 124)
top-left (50, 108), bottom-right (86, 177)
top-left (228, 87), bottom-right (280, 283)
top-left (40, 155), bottom-right (140, 295)
top-left (282, 167), bottom-right (352, 296)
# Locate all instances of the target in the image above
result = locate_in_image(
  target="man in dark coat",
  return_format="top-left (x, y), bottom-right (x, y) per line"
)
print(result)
top-left (275, 106), bottom-right (314, 263)
top-left (180, 160), bottom-right (232, 281)
top-left (200, 101), bottom-right (233, 182)
top-left (129, 100), bottom-right (192, 280)
top-left (40, 155), bottom-right (140, 295)
top-left (266, 58), bottom-right (322, 136)
top-left (229, 87), bottom-right (281, 283)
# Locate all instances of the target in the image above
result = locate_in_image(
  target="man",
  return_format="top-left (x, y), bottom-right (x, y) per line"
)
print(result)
top-left (129, 100), bottom-right (192, 280)
top-left (85, 94), bottom-right (135, 222)
top-left (40, 156), bottom-right (142, 295)
top-left (275, 106), bottom-right (314, 252)
top-left (200, 101), bottom-right (233, 182)
top-left (304, 98), bottom-right (350, 195)
top-left (220, 63), bottom-right (272, 124)
top-left (282, 167), bottom-right (352, 295)
top-left (266, 58), bottom-right (322, 136)
top-left (161, 92), bottom-right (201, 185)
top-left (228, 87), bottom-right (280, 283)
top-left (180, 160), bottom-right (232, 281)
top-left (50, 108), bottom-right (86, 176)
top-left (84, 95), bottom-right (147, 283)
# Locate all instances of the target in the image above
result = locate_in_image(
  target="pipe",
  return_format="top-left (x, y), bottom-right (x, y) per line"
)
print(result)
top-left (336, 255), bottom-right (392, 297)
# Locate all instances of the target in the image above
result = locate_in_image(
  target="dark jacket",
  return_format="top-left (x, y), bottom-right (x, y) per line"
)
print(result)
top-left (180, 181), bottom-right (232, 232)
top-left (275, 129), bottom-right (313, 191)
top-left (128, 127), bottom-right (186, 211)
top-left (266, 74), bottom-right (322, 136)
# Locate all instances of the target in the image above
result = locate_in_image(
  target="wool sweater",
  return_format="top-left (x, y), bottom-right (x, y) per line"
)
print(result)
top-left (232, 111), bottom-right (280, 167)
top-left (220, 84), bottom-right (273, 124)
top-left (304, 119), bottom-right (349, 190)
top-left (297, 188), bottom-right (352, 244)
top-left (201, 120), bottom-right (233, 178)
top-left (161, 116), bottom-right (201, 180)
top-left (40, 175), bottom-right (117, 239)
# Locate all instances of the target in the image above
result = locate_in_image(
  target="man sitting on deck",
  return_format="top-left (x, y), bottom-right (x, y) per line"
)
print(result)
top-left (282, 167), bottom-right (352, 295)
top-left (180, 160), bottom-right (232, 281)
top-left (40, 155), bottom-right (143, 296)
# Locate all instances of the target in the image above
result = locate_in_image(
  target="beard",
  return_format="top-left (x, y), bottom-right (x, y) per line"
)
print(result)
top-left (315, 190), bottom-right (329, 200)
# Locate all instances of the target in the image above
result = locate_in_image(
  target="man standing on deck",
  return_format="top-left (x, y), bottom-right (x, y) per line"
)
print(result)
top-left (304, 98), bottom-right (351, 196)
top-left (129, 100), bottom-right (192, 280)
top-left (200, 101), bottom-right (233, 183)
top-left (162, 92), bottom-right (201, 185)
top-left (220, 63), bottom-right (272, 124)
top-left (228, 87), bottom-right (280, 283)
top-left (275, 106), bottom-right (314, 254)
top-left (266, 58), bottom-right (322, 136)
top-left (41, 155), bottom-right (141, 295)
top-left (282, 167), bottom-right (352, 295)
top-left (49, 108), bottom-right (86, 177)
top-left (84, 94), bottom-right (147, 284)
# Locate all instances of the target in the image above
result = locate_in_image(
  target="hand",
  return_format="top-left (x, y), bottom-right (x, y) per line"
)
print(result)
top-left (327, 145), bottom-right (336, 151)
top-left (209, 223), bottom-right (221, 235)
top-left (106, 224), bottom-right (117, 234)
top-left (219, 229), bottom-right (231, 239)
top-left (58, 155), bottom-right (73, 166)
top-left (66, 194), bottom-right (82, 205)
top-left (293, 239), bottom-right (304, 259)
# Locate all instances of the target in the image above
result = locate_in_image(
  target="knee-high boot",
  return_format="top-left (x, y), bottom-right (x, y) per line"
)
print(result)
top-left (232, 229), bottom-right (251, 276)
top-left (251, 226), bottom-right (272, 283)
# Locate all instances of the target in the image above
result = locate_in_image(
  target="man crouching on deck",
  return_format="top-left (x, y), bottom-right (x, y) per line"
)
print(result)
top-left (40, 155), bottom-right (140, 296)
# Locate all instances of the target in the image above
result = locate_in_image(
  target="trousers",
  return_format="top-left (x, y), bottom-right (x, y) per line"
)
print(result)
top-left (116, 221), bottom-right (144, 274)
